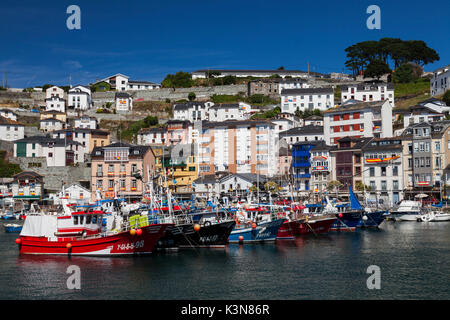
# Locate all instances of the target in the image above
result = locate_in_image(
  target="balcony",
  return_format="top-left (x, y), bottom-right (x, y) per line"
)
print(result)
top-left (96, 172), bottom-right (103, 177)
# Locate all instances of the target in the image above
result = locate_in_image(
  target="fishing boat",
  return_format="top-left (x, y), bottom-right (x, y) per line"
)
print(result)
top-left (276, 204), bottom-right (336, 239)
top-left (154, 207), bottom-right (236, 249)
top-left (4, 223), bottom-right (23, 233)
top-left (325, 187), bottom-right (386, 231)
top-left (228, 206), bottom-right (286, 243)
top-left (15, 195), bottom-right (173, 256)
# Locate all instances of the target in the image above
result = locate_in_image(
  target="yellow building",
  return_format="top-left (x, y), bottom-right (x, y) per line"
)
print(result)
top-left (153, 144), bottom-right (198, 193)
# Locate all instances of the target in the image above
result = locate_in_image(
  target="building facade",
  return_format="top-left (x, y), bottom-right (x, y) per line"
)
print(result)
top-left (281, 88), bottom-right (334, 113)
top-left (323, 100), bottom-right (393, 145)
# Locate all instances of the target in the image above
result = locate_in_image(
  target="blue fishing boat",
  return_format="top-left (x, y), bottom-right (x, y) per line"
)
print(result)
top-left (3, 223), bottom-right (22, 233)
top-left (330, 187), bottom-right (386, 230)
top-left (229, 218), bottom-right (286, 243)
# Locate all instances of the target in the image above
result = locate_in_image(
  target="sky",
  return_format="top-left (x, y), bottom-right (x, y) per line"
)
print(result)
top-left (0, 0), bottom-right (449, 88)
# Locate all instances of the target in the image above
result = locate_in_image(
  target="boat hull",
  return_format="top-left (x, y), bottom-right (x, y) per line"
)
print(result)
top-left (357, 210), bottom-right (387, 228)
top-left (17, 224), bottom-right (171, 256)
top-left (4, 224), bottom-right (22, 233)
top-left (156, 220), bottom-right (236, 248)
top-left (330, 211), bottom-right (362, 231)
top-left (276, 217), bottom-right (336, 239)
top-left (229, 218), bottom-right (286, 243)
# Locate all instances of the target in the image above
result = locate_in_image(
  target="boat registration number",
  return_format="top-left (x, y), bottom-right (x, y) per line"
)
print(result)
top-left (116, 240), bottom-right (145, 251)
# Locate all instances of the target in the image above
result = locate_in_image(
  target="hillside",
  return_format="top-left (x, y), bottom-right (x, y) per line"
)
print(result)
top-left (393, 78), bottom-right (431, 110)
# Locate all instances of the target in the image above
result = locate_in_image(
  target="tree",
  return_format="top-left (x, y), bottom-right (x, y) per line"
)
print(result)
top-left (161, 71), bottom-right (194, 88)
top-left (355, 181), bottom-right (371, 192)
top-left (188, 92), bottom-right (196, 101)
top-left (392, 63), bottom-right (415, 83)
top-left (364, 59), bottom-right (391, 79)
top-left (327, 180), bottom-right (343, 194)
top-left (277, 66), bottom-right (285, 70)
top-left (443, 90), bottom-right (450, 106)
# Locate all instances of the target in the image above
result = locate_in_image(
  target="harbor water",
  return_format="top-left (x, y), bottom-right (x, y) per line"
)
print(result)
top-left (0, 220), bottom-right (449, 300)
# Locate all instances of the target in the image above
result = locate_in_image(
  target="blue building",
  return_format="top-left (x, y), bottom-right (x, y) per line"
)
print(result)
top-left (292, 142), bottom-right (317, 192)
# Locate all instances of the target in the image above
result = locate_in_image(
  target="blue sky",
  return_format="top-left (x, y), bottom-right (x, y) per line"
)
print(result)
top-left (0, 0), bottom-right (449, 88)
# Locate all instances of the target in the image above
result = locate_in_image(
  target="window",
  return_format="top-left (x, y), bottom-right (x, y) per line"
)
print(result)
top-left (369, 167), bottom-right (375, 177)
top-left (381, 180), bottom-right (387, 191)
top-left (393, 180), bottom-right (399, 190)
top-left (381, 167), bottom-right (386, 176)
top-left (393, 166), bottom-right (398, 176)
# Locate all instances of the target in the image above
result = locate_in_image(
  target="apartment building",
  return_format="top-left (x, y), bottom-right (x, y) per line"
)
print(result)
top-left (323, 100), bottom-right (393, 145)
top-left (431, 65), bottom-right (450, 96)
top-left (340, 82), bottom-right (394, 107)
top-left (329, 137), bottom-right (373, 192)
top-left (247, 78), bottom-right (309, 97)
top-left (362, 138), bottom-right (404, 205)
top-left (45, 86), bottom-right (64, 99)
top-left (91, 73), bottom-right (161, 91)
top-left (401, 121), bottom-right (450, 199)
top-left (198, 120), bottom-right (277, 177)
top-left (281, 87), bottom-right (334, 113)
top-left (90, 142), bottom-right (156, 201)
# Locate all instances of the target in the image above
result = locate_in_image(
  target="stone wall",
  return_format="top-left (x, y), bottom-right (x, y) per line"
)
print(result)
top-left (9, 157), bottom-right (91, 192)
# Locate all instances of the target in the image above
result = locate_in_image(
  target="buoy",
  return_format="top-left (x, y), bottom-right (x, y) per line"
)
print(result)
top-left (238, 235), bottom-right (244, 241)
top-left (66, 243), bottom-right (72, 249)
top-left (338, 213), bottom-right (343, 218)
top-left (136, 228), bottom-right (143, 236)
top-left (252, 223), bottom-right (257, 229)
top-left (15, 238), bottom-right (21, 244)
top-left (362, 215), bottom-right (368, 221)
top-left (130, 229), bottom-right (136, 236)
top-left (194, 224), bottom-right (201, 232)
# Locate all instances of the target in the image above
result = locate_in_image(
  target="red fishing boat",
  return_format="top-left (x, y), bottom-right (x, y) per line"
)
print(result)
top-left (15, 198), bottom-right (173, 256)
top-left (276, 207), bottom-right (337, 239)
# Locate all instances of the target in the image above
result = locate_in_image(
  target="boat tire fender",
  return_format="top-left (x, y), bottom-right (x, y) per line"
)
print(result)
top-left (203, 221), bottom-right (212, 227)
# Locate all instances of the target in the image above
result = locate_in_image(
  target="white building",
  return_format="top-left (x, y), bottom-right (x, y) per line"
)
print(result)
top-left (0, 116), bottom-right (24, 141)
top-left (173, 102), bottom-right (209, 122)
top-left (323, 100), bottom-right (393, 145)
top-left (127, 80), bottom-right (161, 91)
top-left (271, 118), bottom-right (295, 136)
top-left (137, 127), bottom-right (167, 145)
top-left (14, 136), bottom-right (83, 166)
top-left (57, 184), bottom-right (91, 204)
top-left (193, 173), bottom-right (268, 196)
top-left (0, 109), bottom-right (18, 121)
top-left (304, 115), bottom-right (324, 126)
top-left (39, 118), bottom-right (66, 132)
top-left (431, 65), bottom-right (450, 96)
top-left (74, 116), bottom-right (97, 129)
top-left (45, 96), bottom-right (66, 113)
top-left (45, 86), bottom-right (64, 99)
top-left (278, 78), bottom-right (310, 93)
top-left (68, 85), bottom-right (92, 111)
top-left (279, 125), bottom-right (324, 145)
top-left (91, 73), bottom-right (161, 91)
top-left (208, 104), bottom-right (245, 122)
top-left (115, 92), bottom-right (133, 112)
top-left (281, 88), bottom-right (334, 113)
top-left (340, 82), bottom-right (394, 107)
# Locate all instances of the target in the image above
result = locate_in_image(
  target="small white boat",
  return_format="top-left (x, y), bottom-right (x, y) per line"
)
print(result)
top-left (417, 211), bottom-right (450, 222)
